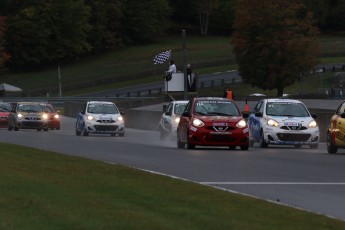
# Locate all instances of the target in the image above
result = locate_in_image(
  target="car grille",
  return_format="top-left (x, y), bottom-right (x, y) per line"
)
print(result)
top-left (24, 116), bottom-right (41, 121)
top-left (0, 116), bottom-right (8, 120)
top-left (206, 126), bottom-right (235, 131)
top-left (22, 121), bottom-right (45, 127)
top-left (94, 125), bottom-right (118, 131)
top-left (281, 126), bottom-right (307, 131)
top-left (205, 134), bottom-right (236, 142)
top-left (277, 133), bottom-right (311, 142)
top-left (96, 119), bottom-right (115, 123)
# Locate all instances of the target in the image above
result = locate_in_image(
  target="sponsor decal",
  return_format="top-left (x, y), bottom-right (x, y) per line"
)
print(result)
top-left (210, 131), bottom-right (231, 135)
top-left (213, 122), bottom-right (228, 126)
top-left (190, 126), bottom-right (197, 132)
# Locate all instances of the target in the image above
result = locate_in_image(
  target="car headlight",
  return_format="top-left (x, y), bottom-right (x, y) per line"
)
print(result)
top-left (192, 118), bottom-right (204, 127)
top-left (267, 119), bottom-right (279, 127)
top-left (54, 114), bottom-right (59, 119)
top-left (17, 113), bottom-right (23, 118)
top-left (175, 117), bottom-right (180, 123)
top-left (308, 120), bottom-right (318, 128)
top-left (117, 116), bottom-right (123, 122)
top-left (236, 119), bottom-right (247, 128)
top-left (42, 114), bottom-right (48, 120)
top-left (87, 115), bottom-right (94, 120)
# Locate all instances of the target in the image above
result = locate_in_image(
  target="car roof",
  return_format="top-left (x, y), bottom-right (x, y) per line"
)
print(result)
top-left (87, 101), bottom-right (114, 105)
top-left (264, 98), bottom-right (303, 104)
top-left (195, 97), bottom-right (230, 101)
top-left (173, 100), bottom-right (189, 104)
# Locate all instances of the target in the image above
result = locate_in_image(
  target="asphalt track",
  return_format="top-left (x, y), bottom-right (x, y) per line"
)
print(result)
top-left (1, 116), bottom-right (345, 221)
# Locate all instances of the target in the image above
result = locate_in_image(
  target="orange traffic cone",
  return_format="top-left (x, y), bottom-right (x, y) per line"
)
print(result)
top-left (244, 100), bottom-right (249, 112)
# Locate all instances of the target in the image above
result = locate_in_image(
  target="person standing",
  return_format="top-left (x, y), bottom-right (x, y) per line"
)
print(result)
top-left (186, 64), bottom-right (195, 92)
top-left (167, 60), bottom-right (176, 74)
top-left (223, 87), bottom-right (234, 100)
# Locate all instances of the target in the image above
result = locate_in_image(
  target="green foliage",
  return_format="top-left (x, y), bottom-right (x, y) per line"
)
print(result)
top-left (5, 0), bottom-right (91, 70)
top-left (122, 0), bottom-right (172, 43)
top-left (0, 16), bottom-right (6, 69)
top-left (231, 0), bottom-right (320, 96)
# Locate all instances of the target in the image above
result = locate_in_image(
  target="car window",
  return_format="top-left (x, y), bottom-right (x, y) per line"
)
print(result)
top-left (174, 103), bottom-right (187, 115)
top-left (167, 103), bottom-right (173, 114)
top-left (87, 103), bottom-right (119, 114)
top-left (253, 101), bottom-right (263, 113)
top-left (41, 105), bottom-right (54, 113)
top-left (194, 100), bottom-right (240, 116)
top-left (336, 102), bottom-right (345, 115)
top-left (0, 103), bottom-right (11, 112)
top-left (17, 104), bottom-right (43, 112)
top-left (266, 102), bottom-right (309, 117)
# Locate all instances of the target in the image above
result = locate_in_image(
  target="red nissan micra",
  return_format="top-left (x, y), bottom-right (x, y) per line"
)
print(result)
top-left (177, 97), bottom-right (249, 150)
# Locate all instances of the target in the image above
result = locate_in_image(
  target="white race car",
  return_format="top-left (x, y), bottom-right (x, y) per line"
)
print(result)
top-left (248, 98), bottom-right (319, 148)
top-left (158, 100), bottom-right (188, 140)
top-left (76, 101), bottom-right (124, 137)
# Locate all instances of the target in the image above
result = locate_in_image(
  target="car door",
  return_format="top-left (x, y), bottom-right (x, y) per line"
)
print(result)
top-left (248, 101), bottom-right (264, 141)
top-left (77, 103), bottom-right (87, 130)
top-left (330, 101), bottom-right (345, 146)
top-left (178, 101), bottom-right (192, 142)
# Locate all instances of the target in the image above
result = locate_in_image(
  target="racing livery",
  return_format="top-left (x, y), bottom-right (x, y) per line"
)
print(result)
top-left (159, 100), bottom-right (188, 140)
top-left (177, 97), bottom-right (249, 150)
top-left (248, 99), bottom-right (319, 148)
top-left (0, 103), bottom-right (12, 128)
top-left (76, 101), bottom-right (124, 137)
top-left (327, 100), bottom-right (345, 154)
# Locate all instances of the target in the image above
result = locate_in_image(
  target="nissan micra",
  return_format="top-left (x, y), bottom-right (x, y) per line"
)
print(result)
top-left (177, 97), bottom-right (249, 150)
top-left (248, 98), bottom-right (319, 148)
top-left (76, 101), bottom-right (124, 137)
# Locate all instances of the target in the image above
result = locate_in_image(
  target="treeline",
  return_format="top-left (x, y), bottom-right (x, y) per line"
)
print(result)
top-left (0, 0), bottom-right (344, 72)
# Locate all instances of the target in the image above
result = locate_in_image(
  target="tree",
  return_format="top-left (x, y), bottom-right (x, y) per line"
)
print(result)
top-left (122, 0), bottom-right (172, 43)
top-left (0, 16), bottom-right (9, 70)
top-left (5, 0), bottom-right (91, 70)
top-left (231, 0), bottom-right (319, 96)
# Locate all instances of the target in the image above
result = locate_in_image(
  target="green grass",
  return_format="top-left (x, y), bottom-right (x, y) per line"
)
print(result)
top-left (2, 35), bottom-right (344, 97)
top-left (1, 142), bottom-right (345, 229)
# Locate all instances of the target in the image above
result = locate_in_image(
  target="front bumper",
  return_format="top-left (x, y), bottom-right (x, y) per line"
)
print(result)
top-left (188, 127), bottom-right (249, 147)
top-left (263, 128), bottom-right (319, 145)
top-left (85, 121), bottom-right (124, 135)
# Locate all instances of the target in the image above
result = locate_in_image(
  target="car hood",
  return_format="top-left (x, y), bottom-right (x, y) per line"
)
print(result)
top-left (267, 115), bottom-right (314, 124)
top-left (196, 115), bottom-right (243, 123)
top-left (18, 111), bottom-right (46, 116)
top-left (88, 113), bottom-right (121, 120)
top-left (0, 112), bottom-right (10, 116)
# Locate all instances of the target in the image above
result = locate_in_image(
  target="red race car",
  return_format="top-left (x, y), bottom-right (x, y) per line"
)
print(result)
top-left (177, 97), bottom-right (249, 150)
top-left (40, 103), bottom-right (60, 130)
top-left (0, 103), bottom-right (12, 128)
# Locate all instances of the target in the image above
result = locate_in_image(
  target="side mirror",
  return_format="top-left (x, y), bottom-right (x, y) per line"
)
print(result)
top-left (120, 111), bottom-right (125, 116)
top-left (312, 113), bottom-right (318, 119)
top-left (165, 111), bottom-right (172, 116)
top-left (340, 112), bottom-right (345, 118)
top-left (255, 112), bottom-right (263, 117)
top-left (242, 112), bottom-right (249, 118)
top-left (182, 111), bottom-right (189, 117)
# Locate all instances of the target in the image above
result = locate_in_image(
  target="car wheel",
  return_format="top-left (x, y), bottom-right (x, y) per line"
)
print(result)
top-left (110, 133), bottom-right (116, 137)
top-left (176, 131), bottom-right (185, 149)
top-left (37, 129), bottom-right (41, 131)
top-left (186, 131), bottom-right (195, 149)
top-left (229, 146), bottom-right (236, 150)
top-left (56, 126), bottom-right (60, 130)
top-left (259, 130), bottom-right (268, 148)
top-left (75, 123), bottom-right (81, 136)
top-left (8, 124), bottom-right (13, 131)
top-left (14, 126), bottom-right (19, 131)
top-left (43, 128), bottom-right (48, 132)
top-left (249, 138), bottom-right (255, 147)
top-left (81, 128), bottom-right (89, 136)
top-left (294, 144), bottom-right (302, 148)
top-left (119, 132), bottom-right (124, 137)
top-left (240, 144), bottom-right (249, 151)
top-left (327, 132), bottom-right (337, 154)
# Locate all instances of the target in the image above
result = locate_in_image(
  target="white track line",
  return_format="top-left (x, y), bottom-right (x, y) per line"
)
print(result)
top-left (201, 182), bottom-right (345, 185)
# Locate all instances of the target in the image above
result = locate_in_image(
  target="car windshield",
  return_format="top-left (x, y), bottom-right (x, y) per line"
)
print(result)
top-left (17, 104), bottom-right (43, 112)
top-left (174, 103), bottom-right (187, 115)
top-left (0, 103), bottom-right (11, 112)
top-left (266, 102), bottom-right (309, 117)
top-left (194, 100), bottom-right (240, 116)
top-left (87, 103), bottom-right (118, 114)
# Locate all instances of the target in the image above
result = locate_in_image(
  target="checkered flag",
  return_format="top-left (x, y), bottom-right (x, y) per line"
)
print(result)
top-left (153, 50), bottom-right (171, 64)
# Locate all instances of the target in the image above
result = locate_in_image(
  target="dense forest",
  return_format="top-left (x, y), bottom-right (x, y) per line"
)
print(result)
top-left (0, 0), bottom-right (344, 72)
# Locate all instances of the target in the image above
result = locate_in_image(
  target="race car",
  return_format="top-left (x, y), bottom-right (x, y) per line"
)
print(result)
top-left (76, 101), bottom-right (124, 137)
top-left (248, 98), bottom-right (319, 148)
top-left (177, 97), bottom-right (249, 150)
top-left (40, 103), bottom-right (60, 130)
top-left (158, 100), bottom-right (188, 140)
top-left (8, 102), bottom-right (49, 131)
top-left (0, 102), bottom-right (12, 128)
top-left (327, 100), bottom-right (345, 154)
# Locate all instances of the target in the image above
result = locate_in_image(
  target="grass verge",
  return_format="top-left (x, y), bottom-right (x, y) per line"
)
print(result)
top-left (1, 142), bottom-right (345, 229)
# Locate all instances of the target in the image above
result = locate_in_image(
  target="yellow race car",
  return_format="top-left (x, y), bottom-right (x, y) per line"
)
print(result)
top-left (327, 101), bottom-right (345, 154)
